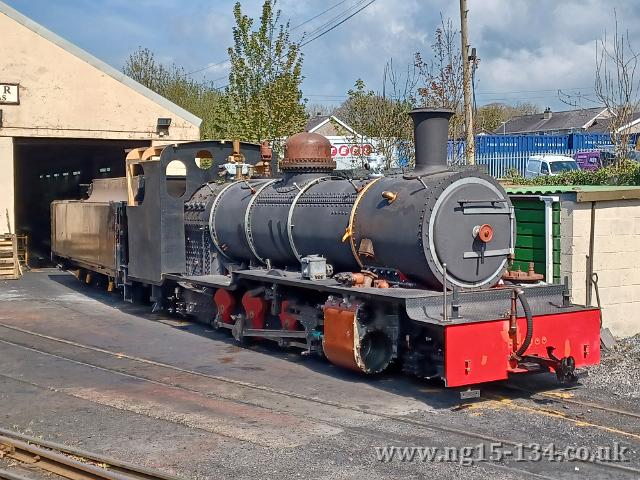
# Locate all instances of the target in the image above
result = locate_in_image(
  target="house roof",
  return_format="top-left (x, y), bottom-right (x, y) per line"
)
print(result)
top-left (498, 107), bottom-right (605, 134)
top-left (0, 1), bottom-right (202, 127)
top-left (306, 115), bottom-right (331, 132)
top-left (587, 111), bottom-right (640, 133)
top-left (305, 114), bottom-right (356, 135)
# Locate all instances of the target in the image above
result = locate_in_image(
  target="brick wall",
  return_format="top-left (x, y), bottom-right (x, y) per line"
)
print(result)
top-left (560, 199), bottom-right (640, 337)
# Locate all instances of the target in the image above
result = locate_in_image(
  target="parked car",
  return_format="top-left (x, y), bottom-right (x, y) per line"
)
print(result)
top-left (525, 155), bottom-right (580, 178)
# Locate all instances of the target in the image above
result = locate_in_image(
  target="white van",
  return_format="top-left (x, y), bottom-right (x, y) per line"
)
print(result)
top-left (524, 154), bottom-right (580, 178)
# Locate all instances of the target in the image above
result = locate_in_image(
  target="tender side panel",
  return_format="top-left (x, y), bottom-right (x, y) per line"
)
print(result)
top-left (444, 309), bottom-right (601, 387)
top-left (51, 201), bottom-right (118, 273)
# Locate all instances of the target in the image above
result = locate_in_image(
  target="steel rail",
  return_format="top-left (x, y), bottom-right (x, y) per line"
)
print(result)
top-left (0, 431), bottom-right (179, 480)
top-left (1, 323), bottom-right (639, 477)
top-left (0, 469), bottom-right (33, 480)
top-left (493, 384), bottom-right (640, 420)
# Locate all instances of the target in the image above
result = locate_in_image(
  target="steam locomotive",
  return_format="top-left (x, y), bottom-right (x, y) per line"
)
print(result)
top-left (51, 109), bottom-right (601, 388)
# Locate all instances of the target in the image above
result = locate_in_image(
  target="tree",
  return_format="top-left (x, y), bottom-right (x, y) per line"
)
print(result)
top-left (305, 103), bottom-right (334, 118)
top-left (337, 17), bottom-right (469, 169)
top-left (475, 102), bottom-right (540, 133)
top-left (223, 1), bottom-right (306, 150)
top-left (594, 11), bottom-right (640, 159)
top-left (123, 47), bottom-right (226, 139)
top-left (339, 60), bottom-right (417, 169)
top-left (414, 16), bottom-right (464, 160)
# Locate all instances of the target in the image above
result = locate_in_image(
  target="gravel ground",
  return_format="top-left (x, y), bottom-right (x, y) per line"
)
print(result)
top-left (1, 270), bottom-right (639, 480)
top-left (584, 334), bottom-right (640, 399)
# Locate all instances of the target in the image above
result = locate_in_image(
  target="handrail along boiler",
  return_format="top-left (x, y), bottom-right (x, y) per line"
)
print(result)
top-left (51, 109), bottom-right (601, 388)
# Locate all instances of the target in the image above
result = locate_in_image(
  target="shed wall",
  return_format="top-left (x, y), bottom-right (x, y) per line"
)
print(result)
top-left (0, 11), bottom-right (200, 141)
top-left (561, 199), bottom-right (640, 337)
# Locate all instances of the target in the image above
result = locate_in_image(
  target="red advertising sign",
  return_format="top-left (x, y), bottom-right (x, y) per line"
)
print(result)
top-left (331, 143), bottom-right (374, 157)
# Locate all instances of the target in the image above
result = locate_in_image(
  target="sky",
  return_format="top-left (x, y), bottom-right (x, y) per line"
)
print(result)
top-left (4, 0), bottom-right (640, 112)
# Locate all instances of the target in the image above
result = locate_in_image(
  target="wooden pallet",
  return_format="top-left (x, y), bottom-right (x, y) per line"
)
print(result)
top-left (0, 234), bottom-right (19, 279)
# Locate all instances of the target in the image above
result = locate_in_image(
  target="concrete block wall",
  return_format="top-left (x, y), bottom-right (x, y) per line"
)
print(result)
top-left (560, 199), bottom-right (640, 337)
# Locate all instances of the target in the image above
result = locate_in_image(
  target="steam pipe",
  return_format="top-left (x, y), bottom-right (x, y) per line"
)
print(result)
top-left (408, 108), bottom-right (455, 175)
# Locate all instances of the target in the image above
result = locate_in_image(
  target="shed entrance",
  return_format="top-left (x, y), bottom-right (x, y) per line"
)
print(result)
top-left (13, 137), bottom-right (148, 265)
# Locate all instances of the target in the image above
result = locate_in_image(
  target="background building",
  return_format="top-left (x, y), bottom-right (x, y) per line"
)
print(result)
top-left (306, 114), bottom-right (375, 169)
top-left (0, 1), bottom-right (201, 261)
top-left (497, 107), bottom-right (608, 135)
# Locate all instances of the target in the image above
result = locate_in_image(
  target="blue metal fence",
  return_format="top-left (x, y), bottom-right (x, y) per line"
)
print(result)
top-left (447, 132), bottom-right (634, 178)
top-left (450, 133), bottom-right (617, 156)
top-left (475, 134), bottom-right (572, 154)
top-left (474, 151), bottom-right (574, 178)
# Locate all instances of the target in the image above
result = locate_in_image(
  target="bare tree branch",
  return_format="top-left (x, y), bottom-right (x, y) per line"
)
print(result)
top-left (594, 10), bottom-right (640, 159)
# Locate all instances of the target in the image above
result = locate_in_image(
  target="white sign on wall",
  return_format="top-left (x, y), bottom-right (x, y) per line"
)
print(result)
top-left (0, 84), bottom-right (19, 105)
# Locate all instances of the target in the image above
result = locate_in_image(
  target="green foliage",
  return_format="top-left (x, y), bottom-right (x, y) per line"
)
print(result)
top-left (123, 47), bottom-right (226, 139)
top-left (414, 16), bottom-right (463, 152)
top-left (504, 160), bottom-right (640, 186)
top-left (123, 0), bottom-right (306, 145)
top-left (222, 1), bottom-right (306, 150)
top-left (305, 103), bottom-right (333, 118)
top-left (340, 78), bottom-right (415, 169)
top-left (475, 102), bottom-right (540, 133)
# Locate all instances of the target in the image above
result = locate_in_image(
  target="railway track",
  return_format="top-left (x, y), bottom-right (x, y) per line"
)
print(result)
top-left (494, 384), bottom-right (640, 421)
top-left (0, 428), bottom-right (179, 480)
top-left (0, 321), bottom-right (639, 479)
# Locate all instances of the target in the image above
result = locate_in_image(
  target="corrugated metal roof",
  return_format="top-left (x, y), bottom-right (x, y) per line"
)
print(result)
top-left (0, 1), bottom-right (202, 128)
top-left (506, 185), bottom-right (640, 202)
top-left (506, 185), bottom-right (581, 195)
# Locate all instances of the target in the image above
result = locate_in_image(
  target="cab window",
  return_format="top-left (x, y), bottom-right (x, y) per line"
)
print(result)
top-left (540, 162), bottom-right (549, 175)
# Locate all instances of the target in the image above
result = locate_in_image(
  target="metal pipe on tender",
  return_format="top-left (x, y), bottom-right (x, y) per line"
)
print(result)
top-left (409, 108), bottom-right (455, 175)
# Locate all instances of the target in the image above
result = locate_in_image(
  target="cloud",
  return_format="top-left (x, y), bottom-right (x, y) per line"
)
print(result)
top-left (4, 0), bottom-right (640, 110)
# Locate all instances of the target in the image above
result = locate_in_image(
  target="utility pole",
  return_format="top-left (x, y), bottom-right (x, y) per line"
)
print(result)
top-left (460, 0), bottom-right (475, 165)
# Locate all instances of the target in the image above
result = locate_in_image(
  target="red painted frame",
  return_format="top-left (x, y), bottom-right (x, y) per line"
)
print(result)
top-left (444, 309), bottom-right (601, 387)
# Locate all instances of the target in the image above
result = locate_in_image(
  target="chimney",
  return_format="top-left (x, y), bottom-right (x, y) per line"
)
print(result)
top-left (544, 107), bottom-right (552, 120)
top-left (409, 108), bottom-right (455, 175)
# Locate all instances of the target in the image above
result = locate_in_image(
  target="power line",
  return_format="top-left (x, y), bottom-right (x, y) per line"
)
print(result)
top-left (187, 59), bottom-right (229, 76)
top-left (291, 0), bottom-right (348, 30)
top-left (186, 0), bottom-right (359, 77)
top-left (300, 0), bottom-right (376, 47)
top-left (476, 87), bottom-right (594, 95)
top-left (477, 94), bottom-right (600, 103)
top-left (204, 0), bottom-right (377, 91)
top-left (305, 94), bottom-right (349, 98)
top-left (299, 0), bottom-right (368, 40)
top-left (301, 87), bottom-right (595, 99)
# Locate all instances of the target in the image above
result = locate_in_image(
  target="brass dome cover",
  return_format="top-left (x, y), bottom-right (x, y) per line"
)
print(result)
top-left (281, 132), bottom-right (336, 172)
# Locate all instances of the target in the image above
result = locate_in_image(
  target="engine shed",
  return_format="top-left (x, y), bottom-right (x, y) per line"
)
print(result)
top-left (0, 1), bottom-right (201, 263)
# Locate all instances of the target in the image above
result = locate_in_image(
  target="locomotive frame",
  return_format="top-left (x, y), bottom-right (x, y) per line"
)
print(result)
top-left (51, 110), bottom-right (601, 390)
